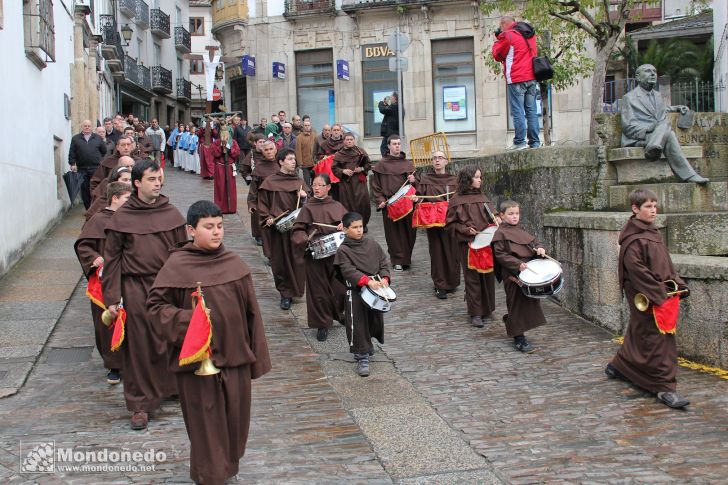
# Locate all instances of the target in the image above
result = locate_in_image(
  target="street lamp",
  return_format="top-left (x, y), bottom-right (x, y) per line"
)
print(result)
top-left (121, 24), bottom-right (133, 46)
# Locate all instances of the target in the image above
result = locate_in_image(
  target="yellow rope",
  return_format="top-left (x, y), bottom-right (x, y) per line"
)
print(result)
top-left (612, 335), bottom-right (728, 381)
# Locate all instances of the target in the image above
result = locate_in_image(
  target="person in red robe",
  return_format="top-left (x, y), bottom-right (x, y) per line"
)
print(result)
top-left (74, 182), bottom-right (132, 384)
top-left (102, 159), bottom-right (189, 430)
top-left (148, 200), bottom-right (271, 485)
top-left (210, 129), bottom-right (240, 214)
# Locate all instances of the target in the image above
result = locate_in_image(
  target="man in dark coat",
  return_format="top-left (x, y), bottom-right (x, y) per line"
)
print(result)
top-left (69, 119), bottom-right (108, 208)
top-left (378, 93), bottom-right (401, 156)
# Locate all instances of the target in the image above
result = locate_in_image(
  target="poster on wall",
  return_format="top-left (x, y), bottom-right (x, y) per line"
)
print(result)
top-left (443, 85), bottom-right (467, 121)
top-left (372, 90), bottom-right (393, 124)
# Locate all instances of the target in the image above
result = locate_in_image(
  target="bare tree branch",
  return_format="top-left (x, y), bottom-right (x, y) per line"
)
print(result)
top-left (548, 9), bottom-right (600, 39)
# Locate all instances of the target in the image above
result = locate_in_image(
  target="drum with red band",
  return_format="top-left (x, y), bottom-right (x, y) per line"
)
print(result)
top-left (412, 201), bottom-right (448, 228)
top-left (386, 185), bottom-right (416, 222)
top-left (467, 225), bottom-right (497, 273)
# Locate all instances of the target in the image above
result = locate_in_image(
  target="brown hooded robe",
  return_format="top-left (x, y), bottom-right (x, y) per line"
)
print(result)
top-left (332, 146), bottom-right (372, 226)
top-left (247, 156), bottom-right (278, 255)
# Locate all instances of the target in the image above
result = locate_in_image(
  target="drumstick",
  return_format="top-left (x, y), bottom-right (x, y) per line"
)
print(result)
top-left (271, 210), bottom-right (289, 223)
top-left (532, 247), bottom-right (561, 264)
top-left (313, 222), bottom-right (338, 229)
top-left (296, 185), bottom-right (303, 210)
top-left (417, 192), bottom-right (455, 199)
top-left (396, 171), bottom-right (416, 192)
top-left (523, 264), bottom-right (541, 276)
top-left (374, 275), bottom-right (390, 303)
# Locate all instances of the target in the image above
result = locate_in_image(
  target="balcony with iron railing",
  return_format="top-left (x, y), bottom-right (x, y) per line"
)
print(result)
top-left (99, 14), bottom-right (124, 73)
top-left (124, 54), bottom-right (139, 85)
top-left (151, 66), bottom-right (173, 94)
top-left (119, 0), bottom-right (136, 18)
top-left (174, 26), bottom-right (191, 53)
top-left (150, 8), bottom-right (170, 38)
top-left (284, 0), bottom-right (336, 18)
top-left (177, 78), bottom-right (192, 102)
top-left (138, 64), bottom-right (151, 90)
top-left (135, 0), bottom-right (150, 29)
top-left (609, 0), bottom-right (662, 23)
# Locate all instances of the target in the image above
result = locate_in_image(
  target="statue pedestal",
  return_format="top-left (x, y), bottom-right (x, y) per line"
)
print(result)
top-left (608, 146), bottom-right (703, 184)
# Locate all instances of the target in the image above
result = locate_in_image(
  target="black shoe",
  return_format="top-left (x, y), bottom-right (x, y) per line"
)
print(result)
top-left (316, 328), bottom-right (328, 342)
top-left (402, 265), bottom-right (410, 270)
top-left (657, 391), bottom-right (690, 408)
top-left (368, 347), bottom-right (376, 356)
top-left (280, 298), bottom-right (292, 310)
top-left (255, 237), bottom-right (263, 246)
top-left (435, 289), bottom-right (447, 300)
top-left (514, 336), bottom-right (536, 353)
top-left (470, 316), bottom-right (484, 328)
top-left (605, 363), bottom-right (624, 380)
top-left (106, 369), bottom-right (121, 385)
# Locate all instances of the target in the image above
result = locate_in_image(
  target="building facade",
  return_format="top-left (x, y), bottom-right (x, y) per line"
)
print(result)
top-left (715, 2), bottom-right (727, 112)
top-left (189, 1), bottom-right (219, 120)
top-left (211, 0), bottom-right (594, 158)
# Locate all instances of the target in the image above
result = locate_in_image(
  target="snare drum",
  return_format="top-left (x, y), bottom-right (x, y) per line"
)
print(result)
top-left (467, 225), bottom-right (497, 273)
top-left (360, 285), bottom-right (397, 313)
top-left (517, 258), bottom-right (564, 299)
top-left (412, 201), bottom-right (448, 228)
top-left (275, 208), bottom-right (302, 232)
top-left (470, 225), bottom-right (498, 249)
top-left (308, 231), bottom-right (346, 259)
top-left (386, 184), bottom-right (416, 222)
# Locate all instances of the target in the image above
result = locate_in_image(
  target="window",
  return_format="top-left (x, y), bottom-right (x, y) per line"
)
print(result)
top-left (189, 17), bottom-right (204, 36)
top-left (23, 0), bottom-right (56, 69)
top-left (191, 59), bottom-right (204, 74)
top-left (432, 38), bottom-right (475, 133)
top-left (361, 44), bottom-right (397, 138)
top-left (296, 49), bottom-right (334, 132)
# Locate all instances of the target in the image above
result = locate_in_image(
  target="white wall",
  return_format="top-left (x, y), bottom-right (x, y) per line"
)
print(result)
top-left (0, 0), bottom-right (75, 275)
top-left (715, 2), bottom-right (728, 112)
top-left (190, 3), bottom-right (217, 104)
top-left (266, 0), bottom-right (285, 17)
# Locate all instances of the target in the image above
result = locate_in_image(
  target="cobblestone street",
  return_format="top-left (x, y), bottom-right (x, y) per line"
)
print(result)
top-left (0, 168), bottom-right (727, 484)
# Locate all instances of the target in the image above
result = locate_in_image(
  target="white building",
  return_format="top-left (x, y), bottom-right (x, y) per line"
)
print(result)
top-left (189, 1), bottom-right (219, 120)
top-left (0, 0), bottom-right (79, 276)
top-left (714, 2), bottom-right (728, 112)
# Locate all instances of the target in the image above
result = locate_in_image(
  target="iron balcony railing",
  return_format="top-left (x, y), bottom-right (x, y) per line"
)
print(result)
top-left (124, 54), bottom-right (139, 85)
top-left (284, 0), bottom-right (336, 17)
top-left (135, 0), bottom-right (150, 28)
top-left (138, 64), bottom-right (151, 90)
top-left (174, 26), bottom-right (191, 53)
top-left (99, 14), bottom-right (124, 65)
top-left (151, 66), bottom-right (173, 93)
top-left (150, 8), bottom-right (170, 38)
top-left (177, 78), bottom-right (192, 101)
top-left (119, 0), bottom-right (136, 18)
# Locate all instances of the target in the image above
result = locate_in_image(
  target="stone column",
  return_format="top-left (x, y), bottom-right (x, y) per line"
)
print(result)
top-left (71, 5), bottom-right (90, 130)
top-left (88, 35), bottom-right (102, 125)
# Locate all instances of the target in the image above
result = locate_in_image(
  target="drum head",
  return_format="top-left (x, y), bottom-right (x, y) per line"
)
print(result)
top-left (373, 286), bottom-right (397, 301)
top-left (470, 225), bottom-right (498, 250)
top-left (518, 259), bottom-right (562, 285)
top-left (388, 184), bottom-right (413, 205)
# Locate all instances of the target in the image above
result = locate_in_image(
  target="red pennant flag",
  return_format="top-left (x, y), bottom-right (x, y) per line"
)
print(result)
top-left (313, 155), bottom-right (340, 183)
top-left (179, 289), bottom-right (213, 367)
top-left (85, 267), bottom-right (105, 310)
top-left (653, 296), bottom-right (680, 334)
top-left (110, 306), bottom-right (126, 352)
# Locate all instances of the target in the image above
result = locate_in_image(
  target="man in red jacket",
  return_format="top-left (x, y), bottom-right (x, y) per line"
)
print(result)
top-left (492, 16), bottom-right (541, 150)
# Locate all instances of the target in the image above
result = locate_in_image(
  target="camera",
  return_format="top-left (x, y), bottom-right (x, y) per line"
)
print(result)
top-left (495, 28), bottom-right (502, 37)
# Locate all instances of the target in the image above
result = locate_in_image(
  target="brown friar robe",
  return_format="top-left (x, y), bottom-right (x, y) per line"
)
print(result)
top-left (258, 172), bottom-right (310, 299)
top-left (445, 190), bottom-right (497, 318)
top-left (332, 146), bottom-right (372, 226)
top-left (291, 196), bottom-right (348, 329)
top-left (91, 177), bottom-right (109, 204)
top-left (610, 216), bottom-right (686, 393)
top-left (102, 193), bottom-right (188, 412)
top-left (315, 135), bottom-right (344, 161)
top-left (73, 208), bottom-right (123, 370)
top-left (492, 223), bottom-right (547, 337)
top-left (415, 172), bottom-right (460, 291)
top-left (90, 153), bottom-right (121, 193)
top-left (333, 236), bottom-right (391, 354)
top-left (147, 243), bottom-right (271, 485)
top-left (85, 193), bottom-right (108, 221)
top-left (370, 153), bottom-right (417, 266)
top-left (247, 156), bottom-right (279, 253)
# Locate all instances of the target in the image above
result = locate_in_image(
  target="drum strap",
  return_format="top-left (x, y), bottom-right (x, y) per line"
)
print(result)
top-left (347, 286), bottom-right (354, 347)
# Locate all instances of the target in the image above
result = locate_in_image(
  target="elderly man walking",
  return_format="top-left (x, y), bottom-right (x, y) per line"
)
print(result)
top-left (145, 118), bottom-right (167, 161)
top-left (69, 119), bottom-right (108, 208)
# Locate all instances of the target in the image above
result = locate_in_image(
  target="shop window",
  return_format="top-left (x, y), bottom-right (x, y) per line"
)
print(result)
top-left (296, 49), bottom-right (334, 132)
top-left (361, 44), bottom-right (397, 138)
top-left (432, 38), bottom-right (475, 133)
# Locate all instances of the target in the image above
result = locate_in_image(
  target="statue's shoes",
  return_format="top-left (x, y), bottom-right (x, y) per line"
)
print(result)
top-left (644, 145), bottom-right (662, 160)
top-left (686, 174), bottom-right (710, 185)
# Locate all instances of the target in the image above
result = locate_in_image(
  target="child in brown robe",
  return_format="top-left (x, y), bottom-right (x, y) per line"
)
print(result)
top-left (606, 188), bottom-right (690, 409)
top-left (333, 212), bottom-right (391, 377)
top-left (491, 200), bottom-right (548, 353)
top-left (147, 200), bottom-right (272, 485)
top-left (74, 182), bottom-right (132, 384)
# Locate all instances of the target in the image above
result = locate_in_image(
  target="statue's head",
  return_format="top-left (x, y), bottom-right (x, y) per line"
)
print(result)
top-left (635, 64), bottom-right (658, 90)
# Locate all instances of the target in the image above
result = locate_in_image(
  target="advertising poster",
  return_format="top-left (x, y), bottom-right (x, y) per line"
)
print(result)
top-left (443, 85), bottom-right (467, 121)
top-left (373, 90), bottom-right (392, 124)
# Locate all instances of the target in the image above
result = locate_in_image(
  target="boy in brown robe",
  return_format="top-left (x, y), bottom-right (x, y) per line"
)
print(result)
top-left (248, 140), bottom-right (279, 253)
top-left (102, 160), bottom-right (188, 430)
top-left (606, 188), bottom-right (690, 409)
top-left (492, 200), bottom-right (548, 353)
top-left (445, 165), bottom-right (498, 328)
top-left (74, 182), bottom-right (132, 384)
top-left (147, 200), bottom-right (272, 485)
top-left (291, 173), bottom-right (348, 342)
top-left (332, 133), bottom-right (372, 228)
top-left (333, 212), bottom-right (391, 377)
top-left (258, 149), bottom-right (310, 310)
top-left (371, 135), bottom-right (417, 271)
top-left (412, 151), bottom-right (460, 299)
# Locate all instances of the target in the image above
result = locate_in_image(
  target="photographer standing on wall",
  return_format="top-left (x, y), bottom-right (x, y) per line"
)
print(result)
top-left (492, 16), bottom-right (540, 150)
top-left (378, 92), bottom-right (401, 156)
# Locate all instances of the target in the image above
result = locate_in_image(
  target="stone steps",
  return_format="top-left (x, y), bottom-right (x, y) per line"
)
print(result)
top-left (665, 212), bottom-right (728, 256)
top-left (608, 182), bottom-right (728, 213)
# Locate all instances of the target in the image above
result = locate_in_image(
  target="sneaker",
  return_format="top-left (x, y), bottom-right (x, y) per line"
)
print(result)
top-left (506, 143), bottom-right (529, 151)
top-left (514, 337), bottom-right (536, 354)
top-left (356, 358), bottom-right (370, 377)
top-left (604, 363), bottom-right (624, 380)
top-left (470, 316), bottom-right (484, 328)
top-left (435, 289), bottom-right (447, 300)
top-left (393, 264), bottom-right (404, 271)
top-left (280, 298), bottom-right (292, 310)
top-left (106, 369), bottom-right (121, 385)
top-left (130, 411), bottom-right (148, 431)
top-left (316, 328), bottom-right (328, 342)
top-left (657, 391), bottom-right (690, 409)
top-left (255, 237), bottom-right (263, 246)
top-left (686, 174), bottom-right (710, 184)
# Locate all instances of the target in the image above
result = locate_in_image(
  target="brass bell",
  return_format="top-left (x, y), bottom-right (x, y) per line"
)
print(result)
top-left (101, 309), bottom-right (114, 327)
top-left (195, 357), bottom-right (221, 376)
